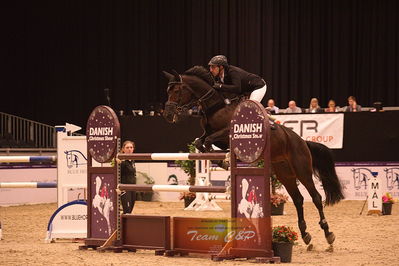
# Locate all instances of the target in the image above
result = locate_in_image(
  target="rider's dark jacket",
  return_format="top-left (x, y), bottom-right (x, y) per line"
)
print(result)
top-left (217, 65), bottom-right (265, 95)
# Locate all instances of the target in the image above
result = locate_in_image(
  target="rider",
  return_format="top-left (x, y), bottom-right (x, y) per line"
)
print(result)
top-left (208, 55), bottom-right (267, 104)
top-left (208, 55), bottom-right (275, 129)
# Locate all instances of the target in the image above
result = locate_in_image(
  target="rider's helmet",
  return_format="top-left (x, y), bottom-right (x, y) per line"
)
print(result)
top-left (208, 55), bottom-right (229, 68)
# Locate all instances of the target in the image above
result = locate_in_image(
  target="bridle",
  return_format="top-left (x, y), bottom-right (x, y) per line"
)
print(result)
top-left (166, 75), bottom-right (214, 116)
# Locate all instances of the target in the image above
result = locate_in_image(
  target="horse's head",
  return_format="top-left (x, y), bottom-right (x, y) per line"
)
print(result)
top-left (163, 70), bottom-right (197, 123)
top-left (163, 66), bottom-right (215, 123)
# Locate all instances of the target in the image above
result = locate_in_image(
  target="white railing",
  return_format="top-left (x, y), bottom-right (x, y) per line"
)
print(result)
top-left (0, 112), bottom-right (56, 148)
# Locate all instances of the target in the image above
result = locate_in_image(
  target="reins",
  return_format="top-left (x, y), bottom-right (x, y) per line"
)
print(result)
top-left (166, 76), bottom-right (217, 115)
top-left (166, 74), bottom-right (242, 119)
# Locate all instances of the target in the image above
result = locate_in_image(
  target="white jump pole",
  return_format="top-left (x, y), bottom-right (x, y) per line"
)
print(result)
top-left (184, 148), bottom-right (224, 211)
top-left (0, 182), bottom-right (57, 188)
top-left (0, 156), bottom-right (57, 163)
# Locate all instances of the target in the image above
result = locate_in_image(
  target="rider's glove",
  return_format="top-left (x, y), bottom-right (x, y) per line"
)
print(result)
top-left (213, 83), bottom-right (222, 89)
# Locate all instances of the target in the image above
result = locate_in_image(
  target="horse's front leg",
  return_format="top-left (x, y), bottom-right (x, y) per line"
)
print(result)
top-left (194, 135), bottom-right (207, 153)
top-left (194, 122), bottom-right (212, 152)
top-left (203, 128), bottom-right (230, 169)
top-left (203, 127), bottom-right (229, 151)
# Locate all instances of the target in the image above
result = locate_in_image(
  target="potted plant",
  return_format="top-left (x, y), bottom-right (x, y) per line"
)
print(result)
top-left (179, 191), bottom-right (196, 208)
top-left (137, 171), bottom-right (155, 201)
top-left (175, 142), bottom-right (196, 207)
top-left (272, 225), bottom-right (298, 263)
top-left (270, 174), bottom-right (289, 215)
top-left (258, 161), bottom-right (289, 215)
top-left (382, 192), bottom-right (396, 215)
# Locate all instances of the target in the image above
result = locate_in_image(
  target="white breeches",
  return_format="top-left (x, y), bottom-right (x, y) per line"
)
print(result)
top-left (249, 84), bottom-right (267, 103)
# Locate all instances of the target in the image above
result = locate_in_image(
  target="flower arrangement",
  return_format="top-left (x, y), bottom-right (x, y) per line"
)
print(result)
top-left (271, 193), bottom-right (289, 207)
top-left (272, 225), bottom-right (298, 244)
top-left (257, 161), bottom-right (289, 206)
top-left (382, 192), bottom-right (396, 204)
top-left (175, 142), bottom-right (196, 186)
top-left (137, 171), bottom-right (155, 184)
top-left (178, 191), bottom-right (196, 200)
top-left (271, 174), bottom-right (283, 192)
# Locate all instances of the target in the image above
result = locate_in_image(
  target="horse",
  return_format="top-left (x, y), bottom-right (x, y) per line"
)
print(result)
top-left (163, 66), bottom-right (344, 247)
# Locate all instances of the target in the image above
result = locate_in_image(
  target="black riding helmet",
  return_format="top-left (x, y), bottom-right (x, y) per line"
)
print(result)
top-left (208, 55), bottom-right (229, 68)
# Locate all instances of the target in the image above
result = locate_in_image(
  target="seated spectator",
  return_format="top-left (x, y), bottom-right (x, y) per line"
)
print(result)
top-left (284, 100), bottom-right (302, 113)
top-left (306, 98), bottom-right (323, 113)
top-left (343, 96), bottom-right (362, 112)
top-left (265, 98), bottom-right (279, 114)
top-left (325, 99), bottom-right (341, 112)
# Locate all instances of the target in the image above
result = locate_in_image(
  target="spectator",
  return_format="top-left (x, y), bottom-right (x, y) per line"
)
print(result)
top-left (266, 98), bottom-right (279, 114)
top-left (343, 96), bottom-right (362, 112)
top-left (306, 98), bottom-right (323, 113)
top-left (325, 99), bottom-right (341, 112)
top-left (119, 140), bottom-right (137, 214)
top-left (284, 100), bottom-right (302, 113)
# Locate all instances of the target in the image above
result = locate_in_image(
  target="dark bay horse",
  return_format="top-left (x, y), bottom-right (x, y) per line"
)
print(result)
top-left (163, 66), bottom-right (344, 247)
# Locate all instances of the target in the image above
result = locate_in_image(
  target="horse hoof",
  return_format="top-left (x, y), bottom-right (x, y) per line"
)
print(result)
top-left (325, 244), bottom-right (334, 252)
top-left (303, 232), bottom-right (312, 245)
top-left (306, 244), bottom-right (314, 251)
top-left (326, 232), bottom-right (335, 244)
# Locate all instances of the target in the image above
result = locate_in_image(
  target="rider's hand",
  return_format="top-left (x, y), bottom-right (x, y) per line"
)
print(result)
top-left (213, 82), bottom-right (222, 89)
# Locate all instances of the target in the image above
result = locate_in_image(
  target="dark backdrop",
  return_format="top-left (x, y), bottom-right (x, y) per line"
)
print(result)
top-left (2, 0), bottom-right (398, 128)
top-left (121, 111), bottom-right (399, 162)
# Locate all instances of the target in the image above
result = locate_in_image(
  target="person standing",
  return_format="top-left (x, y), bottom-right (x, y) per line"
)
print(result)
top-left (208, 55), bottom-right (267, 104)
top-left (119, 140), bottom-right (136, 214)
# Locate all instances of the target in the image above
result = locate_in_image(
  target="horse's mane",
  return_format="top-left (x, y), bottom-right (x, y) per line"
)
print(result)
top-left (184, 66), bottom-right (214, 86)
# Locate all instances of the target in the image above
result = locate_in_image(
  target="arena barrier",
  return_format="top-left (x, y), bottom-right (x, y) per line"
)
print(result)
top-left (45, 125), bottom-right (87, 242)
top-left (187, 153), bottom-right (229, 211)
top-left (0, 124), bottom-right (87, 242)
top-left (0, 182), bottom-right (57, 188)
top-left (120, 152), bottom-right (229, 211)
top-left (81, 101), bottom-right (279, 262)
top-left (45, 199), bottom-right (87, 243)
top-left (0, 156), bottom-right (56, 164)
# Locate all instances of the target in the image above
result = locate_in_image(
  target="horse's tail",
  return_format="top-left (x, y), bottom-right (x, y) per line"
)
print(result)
top-left (306, 141), bottom-right (345, 205)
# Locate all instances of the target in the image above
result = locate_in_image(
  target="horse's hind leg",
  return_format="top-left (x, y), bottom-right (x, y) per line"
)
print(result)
top-left (273, 160), bottom-right (313, 245)
top-left (283, 182), bottom-right (312, 245)
top-left (303, 183), bottom-right (336, 245)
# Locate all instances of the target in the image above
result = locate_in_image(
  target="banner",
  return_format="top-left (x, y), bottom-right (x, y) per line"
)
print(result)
top-left (57, 132), bottom-right (87, 207)
top-left (274, 113), bottom-right (344, 149)
top-left (276, 163), bottom-right (399, 202)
